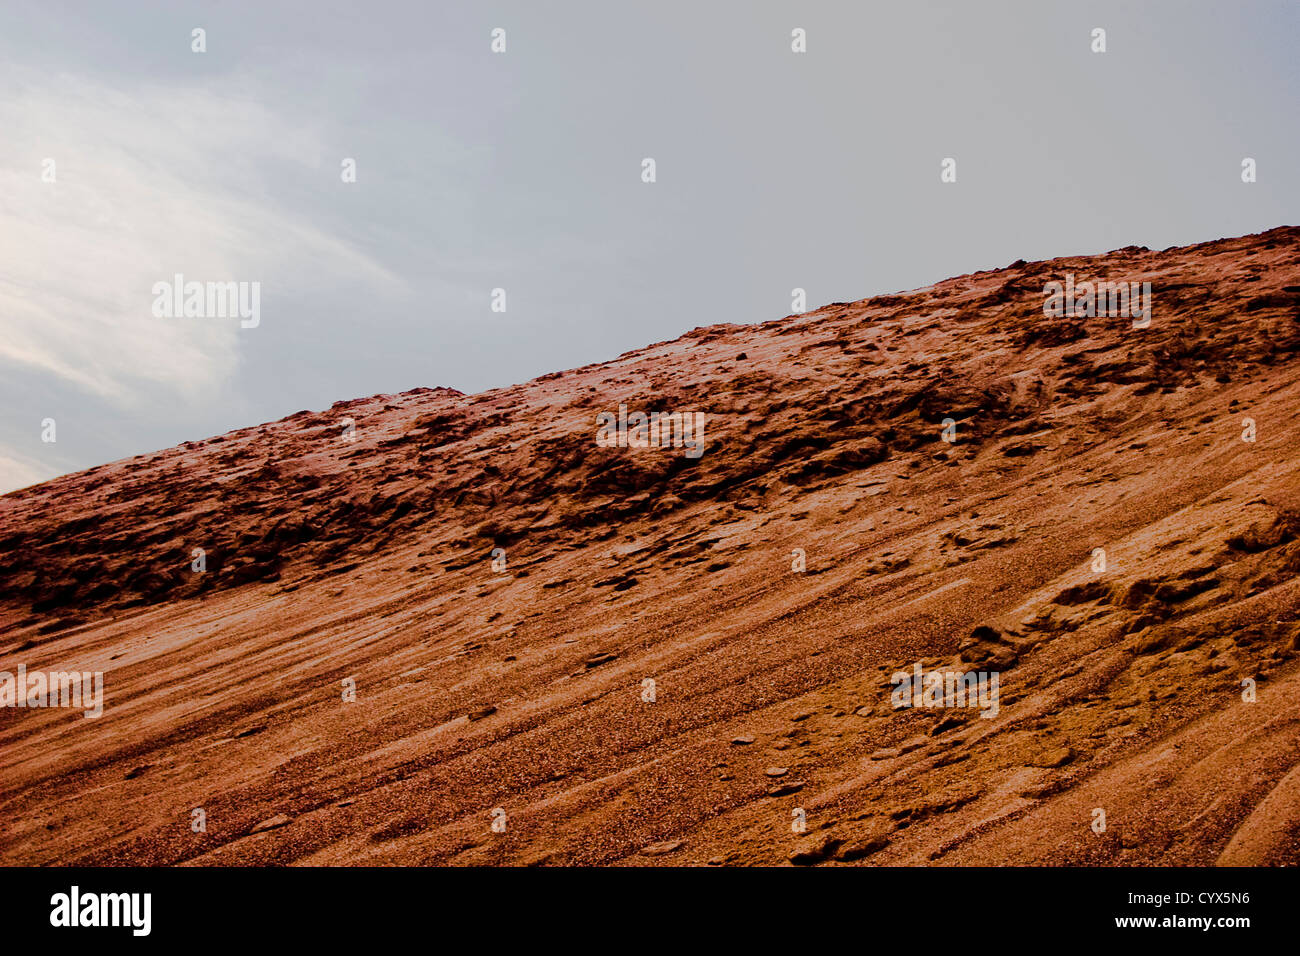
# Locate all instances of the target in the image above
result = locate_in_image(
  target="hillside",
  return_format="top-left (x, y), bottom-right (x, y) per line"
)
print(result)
top-left (3, 226), bottom-right (1300, 865)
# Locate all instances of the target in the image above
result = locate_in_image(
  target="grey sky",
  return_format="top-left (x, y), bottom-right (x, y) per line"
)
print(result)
top-left (2, 0), bottom-right (1297, 492)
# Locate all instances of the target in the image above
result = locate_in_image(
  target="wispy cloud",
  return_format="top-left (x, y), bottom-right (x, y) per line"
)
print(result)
top-left (0, 68), bottom-right (400, 409)
top-left (0, 451), bottom-right (52, 494)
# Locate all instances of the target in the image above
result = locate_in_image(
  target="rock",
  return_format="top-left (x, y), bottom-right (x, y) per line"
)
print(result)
top-left (1002, 440), bottom-right (1045, 457)
top-left (834, 836), bottom-right (889, 861)
top-left (650, 495), bottom-right (683, 516)
top-left (1120, 578), bottom-right (1160, 609)
top-left (1021, 782), bottom-right (1060, 799)
top-left (959, 625), bottom-right (1019, 667)
top-left (707, 854), bottom-right (729, 865)
top-left (1129, 625), bottom-right (1187, 656)
top-left (640, 840), bottom-right (683, 857)
top-left (1126, 613), bottom-right (1159, 634)
top-left (929, 712), bottom-right (967, 735)
top-left (870, 747), bottom-right (900, 760)
top-left (1032, 746), bottom-right (1074, 768)
top-left (730, 735), bottom-right (756, 746)
top-left (765, 766), bottom-right (789, 777)
top-left (250, 813), bottom-right (293, 834)
top-left (788, 834), bottom-right (842, 866)
top-left (1228, 516), bottom-right (1292, 553)
top-left (467, 704), bottom-right (498, 721)
top-left (1053, 581), bottom-right (1113, 606)
top-left (1151, 578), bottom-right (1218, 604)
top-left (1021, 608), bottom-right (1055, 631)
top-left (768, 780), bottom-right (806, 797)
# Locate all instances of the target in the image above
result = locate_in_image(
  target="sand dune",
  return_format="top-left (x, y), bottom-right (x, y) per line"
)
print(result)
top-left (2, 227), bottom-right (1299, 865)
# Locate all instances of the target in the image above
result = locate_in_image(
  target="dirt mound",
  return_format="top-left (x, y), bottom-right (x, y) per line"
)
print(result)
top-left (3, 228), bottom-right (1300, 866)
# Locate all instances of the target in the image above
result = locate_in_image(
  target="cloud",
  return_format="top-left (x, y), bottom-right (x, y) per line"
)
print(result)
top-left (0, 67), bottom-right (400, 409)
top-left (0, 451), bottom-right (57, 495)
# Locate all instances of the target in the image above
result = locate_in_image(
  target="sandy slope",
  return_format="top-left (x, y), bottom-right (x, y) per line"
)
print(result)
top-left (2, 227), bottom-right (1299, 866)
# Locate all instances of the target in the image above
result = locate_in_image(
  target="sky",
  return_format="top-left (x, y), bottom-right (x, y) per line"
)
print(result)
top-left (1, 0), bottom-right (1297, 493)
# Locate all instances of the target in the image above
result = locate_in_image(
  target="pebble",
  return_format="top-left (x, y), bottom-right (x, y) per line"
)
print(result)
top-left (768, 780), bottom-right (805, 797)
top-left (249, 813), bottom-right (292, 834)
top-left (834, 837), bottom-right (888, 861)
top-left (1032, 746), bottom-right (1074, 768)
top-left (640, 840), bottom-right (683, 857)
top-left (788, 834), bottom-right (842, 865)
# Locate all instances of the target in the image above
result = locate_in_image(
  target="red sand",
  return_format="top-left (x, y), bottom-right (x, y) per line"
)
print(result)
top-left (2, 227), bottom-right (1299, 865)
